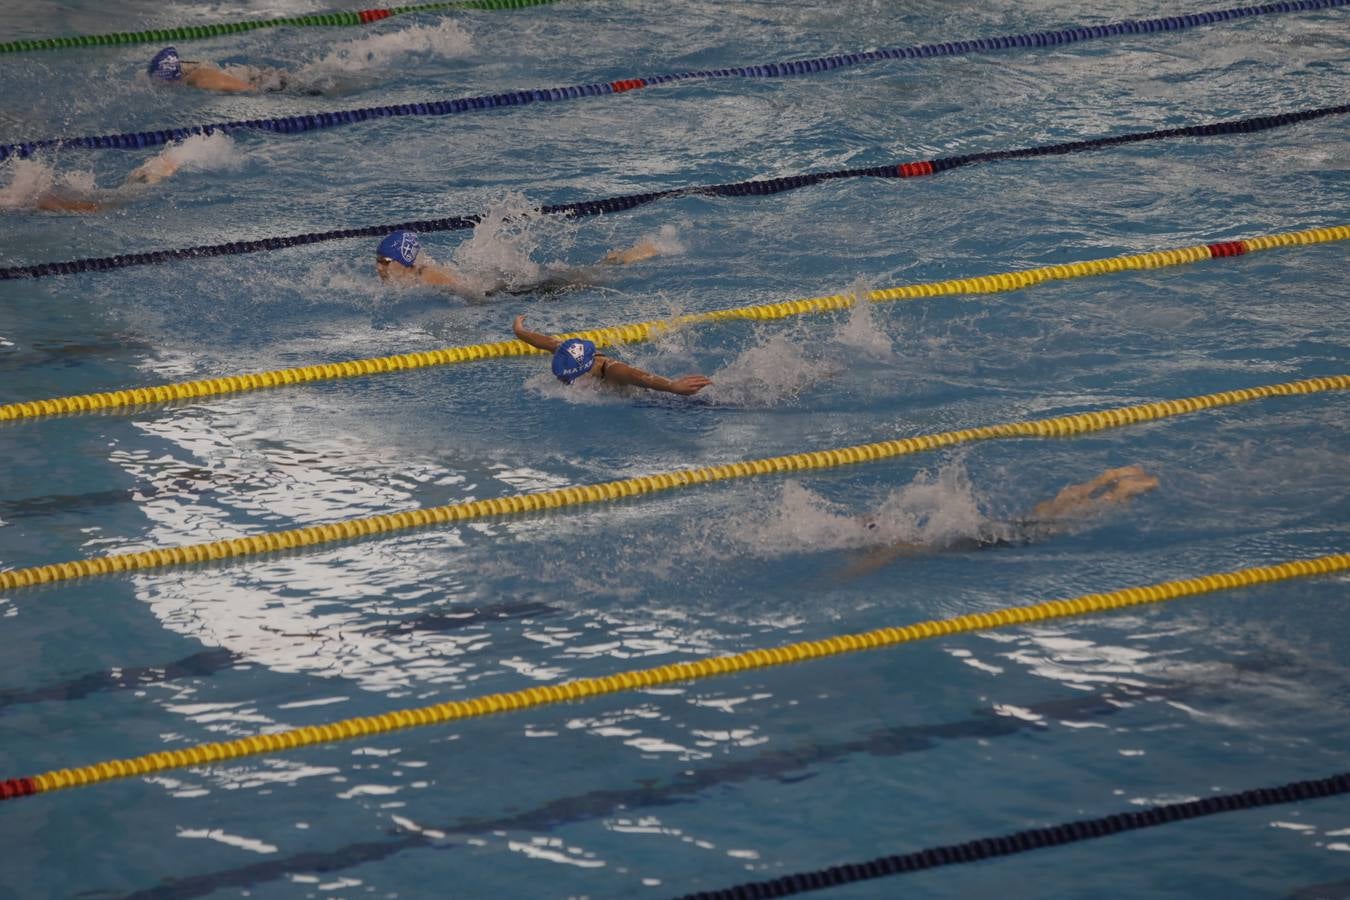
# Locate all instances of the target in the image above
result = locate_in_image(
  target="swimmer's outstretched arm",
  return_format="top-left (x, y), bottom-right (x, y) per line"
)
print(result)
top-left (1026, 465), bottom-right (1158, 522)
top-left (34, 194), bottom-right (106, 214)
top-left (512, 314), bottom-right (563, 353)
top-left (512, 315), bottom-right (712, 395)
top-left (598, 360), bottom-right (713, 395)
top-left (600, 237), bottom-right (661, 266)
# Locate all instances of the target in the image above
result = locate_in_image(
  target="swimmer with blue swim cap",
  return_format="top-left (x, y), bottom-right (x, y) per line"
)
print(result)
top-left (374, 228), bottom-right (668, 301)
top-left (148, 47), bottom-right (184, 81)
top-left (551, 338), bottom-right (596, 384)
top-left (146, 46), bottom-right (292, 93)
top-left (513, 315), bottom-right (711, 396)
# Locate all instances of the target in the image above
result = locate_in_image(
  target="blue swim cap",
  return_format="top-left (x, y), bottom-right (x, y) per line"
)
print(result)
top-left (148, 47), bottom-right (183, 81)
top-left (377, 231), bottom-right (420, 267)
top-left (552, 339), bottom-right (596, 384)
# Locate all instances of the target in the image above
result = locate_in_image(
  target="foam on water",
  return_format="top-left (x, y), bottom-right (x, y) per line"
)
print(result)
top-left (0, 157), bottom-right (96, 209)
top-left (731, 459), bottom-right (996, 560)
top-left (703, 290), bottom-right (903, 409)
top-left (147, 131), bottom-right (243, 177)
top-left (0, 133), bottom-right (242, 212)
top-left (292, 20), bottom-right (474, 92)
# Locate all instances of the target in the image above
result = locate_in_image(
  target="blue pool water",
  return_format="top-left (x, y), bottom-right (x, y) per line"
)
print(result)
top-left (1, 1), bottom-right (1348, 897)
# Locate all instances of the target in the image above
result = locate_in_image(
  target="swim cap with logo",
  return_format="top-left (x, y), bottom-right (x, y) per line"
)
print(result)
top-left (148, 47), bottom-right (183, 81)
top-left (552, 339), bottom-right (596, 384)
top-left (377, 231), bottom-right (421, 267)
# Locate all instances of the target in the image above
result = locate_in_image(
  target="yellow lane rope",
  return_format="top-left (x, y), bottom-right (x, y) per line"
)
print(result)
top-left (1, 375), bottom-right (1344, 592)
top-left (1, 225), bottom-right (1345, 423)
top-left (3, 553), bottom-right (1344, 801)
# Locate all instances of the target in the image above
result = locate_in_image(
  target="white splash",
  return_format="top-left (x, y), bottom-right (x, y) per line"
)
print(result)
top-left (449, 194), bottom-right (550, 295)
top-left (0, 157), bottom-right (96, 209)
top-left (152, 131), bottom-right (242, 175)
top-left (702, 326), bottom-right (839, 407)
top-left (730, 460), bottom-right (999, 558)
top-left (292, 20), bottom-right (474, 91)
top-left (831, 277), bottom-right (894, 359)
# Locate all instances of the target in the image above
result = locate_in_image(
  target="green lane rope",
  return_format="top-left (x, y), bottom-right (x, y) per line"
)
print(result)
top-left (0, 0), bottom-right (562, 55)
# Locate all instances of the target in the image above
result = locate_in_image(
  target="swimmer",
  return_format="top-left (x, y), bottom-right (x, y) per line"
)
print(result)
top-left (512, 314), bottom-right (713, 396)
top-left (842, 465), bottom-right (1159, 577)
top-left (373, 229), bottom-right (662, 301)
top-left (22, 154), bottom-right (182, 214)
top-left (147, 47), bottom-right (292, 94)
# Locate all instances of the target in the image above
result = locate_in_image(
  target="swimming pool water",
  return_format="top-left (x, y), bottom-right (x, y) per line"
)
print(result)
top-left (1, 1), bottom-right (1348, 897)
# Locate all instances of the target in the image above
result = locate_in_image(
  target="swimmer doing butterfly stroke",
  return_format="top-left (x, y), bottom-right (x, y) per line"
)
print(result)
top-left (374, 229), bottom-right (664, 301)
top-left (512, 315), bottom-right (712, 397)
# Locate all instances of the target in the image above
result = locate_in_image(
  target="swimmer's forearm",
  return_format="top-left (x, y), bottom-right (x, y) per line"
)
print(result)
top-left (512, 316), bottom-right (562, 352)
top-left (598, 360), bottom-right (662, 390)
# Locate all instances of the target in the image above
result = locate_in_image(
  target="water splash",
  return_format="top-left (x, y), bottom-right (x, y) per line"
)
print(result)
top-left (0, 157), bottom-right (98, 210)
top-left (831, 277), bottom-right (894, 359)
top-left (703, 321), bottom-right (841, 407)
top-left (0, 157), bottom-right (58, 209)
top-left (730, 460), bottom-right (1001, 559)
top-left (292, 20), bottom-right (474, 92)
top-left (0, 134), bottom-right (242, 211)
top-left (149, 132), bottom-right (242, 176)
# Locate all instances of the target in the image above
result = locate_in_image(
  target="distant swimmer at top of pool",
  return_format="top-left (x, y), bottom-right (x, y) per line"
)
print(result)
top-left (511, 314), bottom-right (712, 397)
top-left (147, 46), bottom-right (295, 94)
top-left (373, 229), bottom-right (664, 302)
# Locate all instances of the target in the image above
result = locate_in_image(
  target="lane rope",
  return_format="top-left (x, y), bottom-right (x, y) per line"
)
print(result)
top-left (2, 552), bottom-right (1344, 801)
top-left (672, 771), bottom-right (1350, 899)
top-left (2, 0), bottom-right (1344, 161)
top-left (1, 225), bottom-right (1345, 423)
top-left (0, 375), bottom-right (1345, 592)
top-left (0, 0), bottom-right (562, 55)
top-left (4, 104), bottom-right (1345, 281)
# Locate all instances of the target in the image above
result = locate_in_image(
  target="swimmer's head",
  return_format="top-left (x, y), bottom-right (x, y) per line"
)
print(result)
top-left (148, 47), bottom-right (184, 81)
top-left (552, 339), bottom-right (596, 384)
top-left (375, 230), bottom-right (420, 278)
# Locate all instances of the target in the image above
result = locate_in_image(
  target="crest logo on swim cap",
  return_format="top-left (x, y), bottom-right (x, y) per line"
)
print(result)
top-left (377, 230), bottom-right (420, 267)
top-left (552, 338), bottom-right (596, 384)
top-left (148, 47), bottom-right (183, 81)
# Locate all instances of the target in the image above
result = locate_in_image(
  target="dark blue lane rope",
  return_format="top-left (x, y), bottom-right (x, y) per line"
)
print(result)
top-left (671, 771), bottom-right (1350, 900)
top-left (0, 0), bottom-right (1344, 161)
top-left (2, 104), bottom-right (1343, 282)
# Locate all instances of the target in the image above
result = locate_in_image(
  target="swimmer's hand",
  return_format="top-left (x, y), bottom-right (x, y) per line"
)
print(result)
top-left (665, 375), bottom-right (712, 396)
top-left (602, 238), bottom-right (660, 266)
top-left (512, 315), bottom-right (562, 353)
top-left (126, 155), bottom-right (180, 186)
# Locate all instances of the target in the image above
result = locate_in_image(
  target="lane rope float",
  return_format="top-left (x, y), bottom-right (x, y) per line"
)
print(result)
top-left (672, 770), bottom-right (1350, 899)
top-left (2, 0), bottom-right (1345, 161)
top-left (4, 104), bottom-right (1345, 281)
top-left (1, 552), bottom-right (1344, 801)
top-left (0, 375), bottom-right (1345, 592)
top-left (0, 0), bottom-right (563, 55)
top-left (1, 225), bottom-right (1345, 424)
